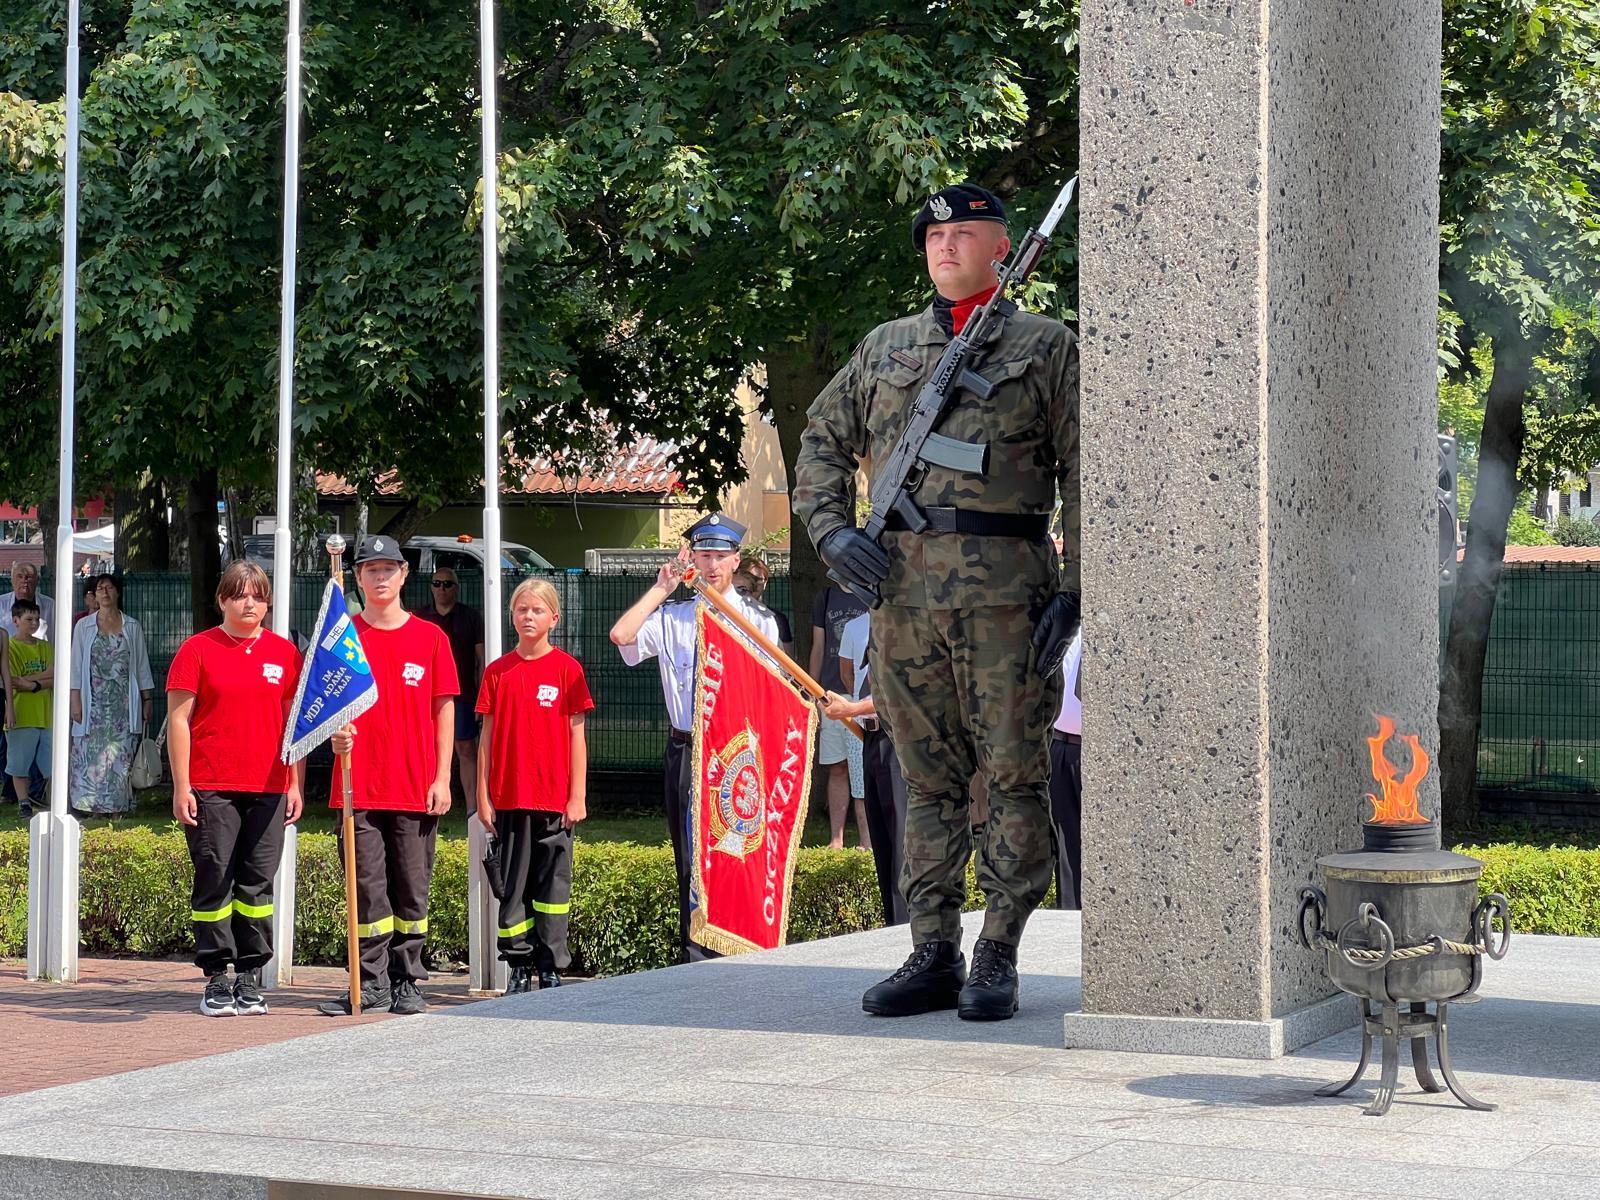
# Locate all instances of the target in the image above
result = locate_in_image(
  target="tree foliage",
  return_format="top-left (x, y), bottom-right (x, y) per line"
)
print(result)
top-left (1437, 0), bottom-right (1600, 823)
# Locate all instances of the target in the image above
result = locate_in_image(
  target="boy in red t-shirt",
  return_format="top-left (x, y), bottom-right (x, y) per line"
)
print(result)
top-left (167, 561), bottom-right (304, 1017)
top-left (319, 535), bottom-right (459, 1016)
top-left (476, 578), bottom-right (593, 992)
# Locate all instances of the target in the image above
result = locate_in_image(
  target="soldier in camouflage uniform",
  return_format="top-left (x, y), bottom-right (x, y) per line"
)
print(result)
top-left (793, 182), bottom-right (1080, 1021)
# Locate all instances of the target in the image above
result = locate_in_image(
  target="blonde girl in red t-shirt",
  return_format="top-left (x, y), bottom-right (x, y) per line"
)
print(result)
top-left (476, 578), bottom-right (594, 993)
top-left (167, 561), bottom-right (303, 1017)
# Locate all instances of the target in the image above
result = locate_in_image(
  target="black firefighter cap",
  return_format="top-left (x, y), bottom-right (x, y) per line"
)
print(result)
top-left (354, 534), bottom-right (406, 564)
top-left (912, 184), bottom-right (1008, 250)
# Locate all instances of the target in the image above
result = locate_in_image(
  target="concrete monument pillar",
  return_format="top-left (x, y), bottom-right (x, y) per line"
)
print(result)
top-left (1069, 0), bottom-right (1443, 1057)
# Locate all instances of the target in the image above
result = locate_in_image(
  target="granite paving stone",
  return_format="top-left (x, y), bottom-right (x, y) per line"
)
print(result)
top-left (1, 911), bottom-right (1596, 1199)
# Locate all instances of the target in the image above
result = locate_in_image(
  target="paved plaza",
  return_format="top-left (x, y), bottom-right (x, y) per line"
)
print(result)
top-left (0, 911), bottom-right (1596, 1199)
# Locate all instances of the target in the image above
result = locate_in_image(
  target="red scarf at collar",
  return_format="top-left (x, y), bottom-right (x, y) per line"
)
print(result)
top-left (933, 285), bottom-right (998, 336)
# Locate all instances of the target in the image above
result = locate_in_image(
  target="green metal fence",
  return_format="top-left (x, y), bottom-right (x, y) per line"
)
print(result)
top-left (4, 568), bottom-right (793, 774)
top-left (1474, 563), bottom-right (1600, 799)
top-left (17, 563), bottom-right (1595, 802)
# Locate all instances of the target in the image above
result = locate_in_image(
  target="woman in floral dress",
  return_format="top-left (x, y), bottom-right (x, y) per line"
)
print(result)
top-left (69, 574), bottom-right (153, 816)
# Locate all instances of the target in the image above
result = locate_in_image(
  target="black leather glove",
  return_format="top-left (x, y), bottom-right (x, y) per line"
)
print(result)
top-left (817, 527), bottom-right (890, 598)
top-left (1031, 591), bottom-right (1081, 679)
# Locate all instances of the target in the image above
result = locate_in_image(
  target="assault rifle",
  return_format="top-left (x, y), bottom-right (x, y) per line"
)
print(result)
top-left (835, 176), bottom-right (1078, 607)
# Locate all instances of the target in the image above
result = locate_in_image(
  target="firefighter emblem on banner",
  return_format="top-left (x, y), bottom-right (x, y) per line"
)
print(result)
top-left (691, 607), bottom-right (816, 955)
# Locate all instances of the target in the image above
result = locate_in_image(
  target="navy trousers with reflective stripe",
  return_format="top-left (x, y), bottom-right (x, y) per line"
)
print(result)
top-left (184, 790), bottom-right (287, 974)
top-left (338, 809), bottom-right (438, 989)
top-left (495, 810), bottom-right (572, 971)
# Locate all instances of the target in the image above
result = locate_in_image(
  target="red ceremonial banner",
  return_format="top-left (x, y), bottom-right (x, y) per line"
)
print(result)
top-left (690, 607), bottom-right (816, 955)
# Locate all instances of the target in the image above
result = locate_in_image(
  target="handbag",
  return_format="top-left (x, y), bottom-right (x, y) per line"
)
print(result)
top-left (130, 717), bottom-right (168, 790)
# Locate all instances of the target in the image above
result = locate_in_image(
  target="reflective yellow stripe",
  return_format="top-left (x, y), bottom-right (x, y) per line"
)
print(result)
top-left (531, 900), bottom-right (570, 915)
top-left (393, 916), bottom-right (428, 935)
top-left (357, 916), bottom-right (395, 938)
top-left (498, 916), bottom-right (537, 939)
top-left (191, 904), bottom-right (232, 923)
top-left (232, 899), bottom-right (273, 919)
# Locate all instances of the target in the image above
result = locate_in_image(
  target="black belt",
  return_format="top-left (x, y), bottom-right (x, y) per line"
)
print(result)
top-left (669, 729), bottom-right (692, 745)
top-left (883, 507), bottom-right (1050, 539)
top-left (857, 716), bottom-right (881, 733)
top-left (1052, 730), bottom-right (1081, 745)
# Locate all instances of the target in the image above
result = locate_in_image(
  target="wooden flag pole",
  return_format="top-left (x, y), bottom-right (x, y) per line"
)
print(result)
top-left (683, 568), bottom-right (863, 742)
top-left (328, 534), bottom-right (362, 1015)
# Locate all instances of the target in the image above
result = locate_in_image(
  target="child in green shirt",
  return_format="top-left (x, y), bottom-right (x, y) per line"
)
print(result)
top-left (6, 599), bottom-right (53, 818)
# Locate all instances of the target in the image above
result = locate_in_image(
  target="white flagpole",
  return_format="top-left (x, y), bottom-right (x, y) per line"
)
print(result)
top-left (29, 0), bottom-right (83, 983)
top-left (263, 0), bottom-right (304, 989)
top-left (468, 0), bottom-right (506, 994)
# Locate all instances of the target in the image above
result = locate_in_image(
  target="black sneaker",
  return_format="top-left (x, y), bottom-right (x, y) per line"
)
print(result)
top-left (538, 970), bottom-right (561, 990)
top-left (18, 801), bottom-right (34, 820)
top-left (233, 969), bottom-right (268, 1016)
top-left (389, 979), bottom-right (427, 1015)
top-left (200, 972), bottom-right (235, 1018)
top-left (316, 983), bottom-right (392, 1016)
top-left (506, 965), bottom-right (533, 995)
top-left (958, 938), bottom-right (1019, 1021)
top-left (862, 941), bottom-right (966, 1017)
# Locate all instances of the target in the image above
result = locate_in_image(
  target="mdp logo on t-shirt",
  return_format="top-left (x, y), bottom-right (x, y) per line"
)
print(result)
top-left (262, 663), bottom-right (284, 685)
top-left (402, 663), bottom-right (426, 687)
top-left (536, 683), bottom-right (559, 708)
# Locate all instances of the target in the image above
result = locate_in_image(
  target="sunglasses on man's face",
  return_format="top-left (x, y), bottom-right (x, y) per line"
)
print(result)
top-left (431, 580), bottom-right (457, 590)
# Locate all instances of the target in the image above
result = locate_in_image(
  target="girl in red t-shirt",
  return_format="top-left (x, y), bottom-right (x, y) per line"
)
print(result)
top-left (166, 561), bottom-right (303, 1018)
top-left (476, 578), bottom-right (594, 993)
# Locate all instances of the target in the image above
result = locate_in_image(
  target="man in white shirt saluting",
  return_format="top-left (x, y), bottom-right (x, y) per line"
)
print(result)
top-left (610, 514), bottom-right (782, 962)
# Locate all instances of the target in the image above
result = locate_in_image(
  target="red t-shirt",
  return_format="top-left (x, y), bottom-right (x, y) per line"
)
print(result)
top-left (476, 647), bottom-right (594, 812)
top-left (333, 614), bottom-right (460, 812)
top-left (166, 627), bottom-right (302, 793)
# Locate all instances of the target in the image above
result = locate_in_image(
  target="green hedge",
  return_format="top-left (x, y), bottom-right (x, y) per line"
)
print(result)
top-left (0, 827), bottom-right (885, 976)
top-left (1465, 842), bottom-right (1600, 938)
top-left (2, 830), bottom-right (1591, 973)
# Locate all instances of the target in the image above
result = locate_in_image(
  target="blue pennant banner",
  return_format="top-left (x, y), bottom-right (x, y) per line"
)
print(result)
top-left (280, 580), bottom-right (379, 765)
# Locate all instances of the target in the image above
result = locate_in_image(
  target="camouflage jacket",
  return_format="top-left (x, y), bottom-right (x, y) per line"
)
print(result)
top-left (793, 301), bottom-right (1080, 609)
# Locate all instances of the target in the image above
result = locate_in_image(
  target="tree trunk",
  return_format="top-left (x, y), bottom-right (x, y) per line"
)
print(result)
top-left (374, 498), bottom-right (437, 547)
top-left (185, 468), bottom-right (222, 633)
top-left (1439, 332), bottom-right (1533, 829)
top-left (117, 476), bottom-right (171, 571)
top-left (767, 330), bottom-right (842, 672)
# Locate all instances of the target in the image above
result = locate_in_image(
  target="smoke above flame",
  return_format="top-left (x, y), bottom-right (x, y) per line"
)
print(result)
top-left (1364, 715), bottom-right (1430, 825)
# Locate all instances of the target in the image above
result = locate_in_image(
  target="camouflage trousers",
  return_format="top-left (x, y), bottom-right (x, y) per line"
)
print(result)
top-left (871, 603), bottom-right (1061, 947)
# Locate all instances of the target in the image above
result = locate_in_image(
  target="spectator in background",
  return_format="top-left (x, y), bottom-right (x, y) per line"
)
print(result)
top-left (0, 563), bottom-right (53, 810)
top-left (416, 566), bottom-right (485, 807)
top-left (0, 561), bottom-right (53, 639)
top-left (68, 573), bottom-right (154, 817)
top-left (73, 576), bottom-right (98, 628)
top-left (826, 611), bottom-right (904, 923)
top-left (736, 557), bottom-right (793, 655)
top-left (1049, 630), bottom-right (1083, 909)
top-left (6, 599), bottom-right (53, 819)
top-left (809, 583), bottom-right (868, 849)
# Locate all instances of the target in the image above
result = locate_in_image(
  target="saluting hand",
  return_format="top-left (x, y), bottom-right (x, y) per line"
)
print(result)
top-left (654, 549), bottom-right (689, 593)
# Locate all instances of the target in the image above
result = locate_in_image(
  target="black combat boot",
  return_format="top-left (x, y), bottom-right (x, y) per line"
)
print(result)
top-left (506, 965), bottom-right (533, 995)
top-left (958, 938), bottom-right (1019, 1021)
top-left (862, 941), bottom-right (966, 1016)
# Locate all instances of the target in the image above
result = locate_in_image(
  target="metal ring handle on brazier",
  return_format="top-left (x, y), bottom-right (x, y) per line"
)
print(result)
top-left (1295, 886), bottom-right (1327, 951)
top-left (1473, 893), bottom-right (1511, 960)
top-left (1335, 902), bottom-right (1394, 970)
